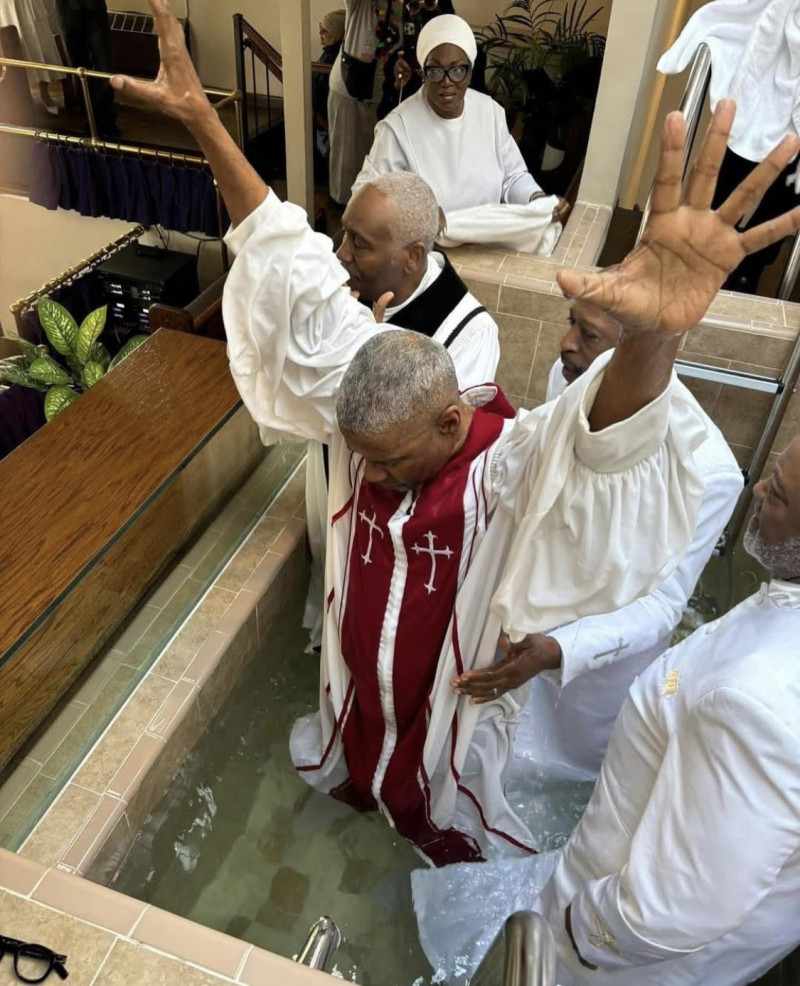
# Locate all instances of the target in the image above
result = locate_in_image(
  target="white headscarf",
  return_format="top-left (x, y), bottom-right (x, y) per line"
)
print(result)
top-left (416, 13), bottom-right (478, 70)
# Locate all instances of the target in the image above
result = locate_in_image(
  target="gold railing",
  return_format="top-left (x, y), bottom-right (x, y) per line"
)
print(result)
top-left (9, 226), bottom-right (146, 329)
top-left (0, 54), bottom-right (244, 147)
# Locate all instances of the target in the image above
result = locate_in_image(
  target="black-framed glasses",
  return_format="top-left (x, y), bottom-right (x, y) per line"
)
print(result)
top-left (406, 0), bottom-right (439, 15)
top-left (423, 63), bottom-right (471, 84)
top-left (0, 937), bottom-right (69, 983)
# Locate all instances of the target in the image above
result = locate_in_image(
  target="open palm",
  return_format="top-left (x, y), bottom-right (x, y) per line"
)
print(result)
top-left (559, 103), bottom-right (800, 336)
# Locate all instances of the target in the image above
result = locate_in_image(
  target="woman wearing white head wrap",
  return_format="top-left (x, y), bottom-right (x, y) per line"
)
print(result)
top-left (352, 13), bottom-right (569, 252)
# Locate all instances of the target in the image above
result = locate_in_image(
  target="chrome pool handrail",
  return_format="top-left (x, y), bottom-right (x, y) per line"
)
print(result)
top-left (471, 911), bottom-right (557, 986)
top-left (295, 916), bottom-right (342, 973)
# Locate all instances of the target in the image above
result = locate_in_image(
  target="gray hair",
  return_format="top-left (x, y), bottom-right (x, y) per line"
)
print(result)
top-left (336, 329), bottom-right (458, 435)
top-left (363, 171), bottom-right (440, 250)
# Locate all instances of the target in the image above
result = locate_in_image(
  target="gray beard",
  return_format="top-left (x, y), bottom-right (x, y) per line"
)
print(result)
top-left (743, 525), bottom-right (800, 581)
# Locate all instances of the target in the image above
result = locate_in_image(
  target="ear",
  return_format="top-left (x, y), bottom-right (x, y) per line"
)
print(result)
top-left (437, 403), bottom-right (462, 436)
top-left (406, 240), bottom-right (428, 272)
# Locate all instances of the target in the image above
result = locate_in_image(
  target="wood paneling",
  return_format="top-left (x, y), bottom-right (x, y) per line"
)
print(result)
top-left (0, 330), bottom-right (261, 773)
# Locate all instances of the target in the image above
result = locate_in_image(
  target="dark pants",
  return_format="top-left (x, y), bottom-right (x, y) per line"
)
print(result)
top-left (55, 0), bottom-right (118, 136)
top-left (712, 146), bottom-right (800, 294)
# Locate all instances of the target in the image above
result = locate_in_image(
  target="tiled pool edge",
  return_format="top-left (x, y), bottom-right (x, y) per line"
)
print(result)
top-left (16, 463), bottom-right (309, 882)
top-left (0, 850), bottom-right (335, 985)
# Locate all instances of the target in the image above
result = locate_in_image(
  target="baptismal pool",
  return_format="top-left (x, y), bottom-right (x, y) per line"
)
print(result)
top-left (107, 579), bottom-right (592, 986)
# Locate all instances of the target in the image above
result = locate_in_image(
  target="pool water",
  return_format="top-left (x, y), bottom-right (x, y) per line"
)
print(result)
top-left (108, 579), bottom-right (591, 985)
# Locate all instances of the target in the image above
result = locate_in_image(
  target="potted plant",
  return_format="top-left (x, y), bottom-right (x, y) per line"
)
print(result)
top-left (479, 0), bottom-right (606, 193)
top-left (0, 298), bottom-right (148, 422)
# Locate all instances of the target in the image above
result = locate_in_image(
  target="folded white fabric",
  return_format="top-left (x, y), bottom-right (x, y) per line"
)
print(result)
top-left (437, 197), bottom-right (562, 254)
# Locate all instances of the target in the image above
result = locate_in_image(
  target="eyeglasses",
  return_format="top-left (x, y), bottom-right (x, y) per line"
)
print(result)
top-left (423, 63), bottom-right (471, 84)
top-left (0, 937), bottom-right (69, 983)
top-left (405, 0), bottom-right (439, 14)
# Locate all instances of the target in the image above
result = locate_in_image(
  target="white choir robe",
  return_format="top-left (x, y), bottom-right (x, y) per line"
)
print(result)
top-left (222, 190), bottom-right (708, 865)
top-left (513, 358), bottom-right (743, 777)
top-left (413, 581), bottom-right (800, 985)
top-left (302, 251), bottom-right (500, 649)
top-left (352, 89), bottom-right (561, 254)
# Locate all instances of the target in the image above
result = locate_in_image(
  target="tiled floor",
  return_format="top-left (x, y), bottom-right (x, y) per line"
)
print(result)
top-left (0, 440), bottom-right (306, 853)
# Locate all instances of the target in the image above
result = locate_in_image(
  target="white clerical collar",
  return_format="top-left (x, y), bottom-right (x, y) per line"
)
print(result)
top-left (765, 579), bottom-right (800, 609)
top-left (383, 253), bottom-right (444, 320)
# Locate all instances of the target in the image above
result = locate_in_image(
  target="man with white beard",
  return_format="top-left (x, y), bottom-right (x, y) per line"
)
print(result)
top-left (415, 437), bottom-right (800, 985)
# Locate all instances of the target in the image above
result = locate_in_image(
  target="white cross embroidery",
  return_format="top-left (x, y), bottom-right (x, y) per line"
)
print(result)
top-left (592, 637), bottom-right (629, 661)
top-left (411, 530), bottom-right (454, 594)
top-left (359, 509), bottom-right (384, 564)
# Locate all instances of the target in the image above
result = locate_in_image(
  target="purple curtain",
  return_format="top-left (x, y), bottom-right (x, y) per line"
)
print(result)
top-left (29, 142), bottom-right (220, 236)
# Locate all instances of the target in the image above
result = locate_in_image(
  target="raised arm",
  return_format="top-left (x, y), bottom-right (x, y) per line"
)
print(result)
top-left (110, 0), bottom-right (267, 227)
top-left (563, 102), bottom-right (800, 431)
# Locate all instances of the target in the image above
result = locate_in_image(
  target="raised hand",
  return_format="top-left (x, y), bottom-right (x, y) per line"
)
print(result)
top-left (558, 100), bottom-right (800, 337)
top-left (110, 0), bottom-right (212, 130)
top-left (451, 633), bottom-right (562, 705)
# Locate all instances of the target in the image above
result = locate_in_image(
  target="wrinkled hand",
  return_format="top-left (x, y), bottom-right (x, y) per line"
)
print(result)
top-left (110, 0), bottom-right (211, 128)
top-left (552, 196), bottom-right (571, 225)
top-left (451, 633), bottom-right (562, 704)
top-left (557, 100), bottom-right (800, 337)
top-left (395, 54), bottom-right (412, 90)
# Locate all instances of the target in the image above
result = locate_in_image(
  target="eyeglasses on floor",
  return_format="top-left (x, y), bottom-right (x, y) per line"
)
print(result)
top-left (0, 936), bottom-right (69, 983)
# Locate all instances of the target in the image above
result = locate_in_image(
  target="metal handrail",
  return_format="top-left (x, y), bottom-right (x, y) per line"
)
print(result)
top-left (636, 42), bottom-right (711, 245)
top-left (295, 916), bottom-right (341, 972)
top-left (472, 912), bottom-right (557, 986)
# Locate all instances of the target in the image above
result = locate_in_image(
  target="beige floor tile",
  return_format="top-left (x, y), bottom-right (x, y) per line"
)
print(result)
top-left (0, 848), bottom-right (46, 895)
top-left (239, 945), bottom-right (333, 986)
top-left (461, 276), bottom-right (501, 312)
top-left (60, 794), bottom-right (126, 871)
top-left (133, 908), bottom-right (248, 979)
top-left (33, 867), bottom-right (145, 936)
top-left (20, 784), bottom-right (100, 867)
top-left (0, 890), bottom-right (115, 986)
top-left (182, 632), bottom-right (230, 687)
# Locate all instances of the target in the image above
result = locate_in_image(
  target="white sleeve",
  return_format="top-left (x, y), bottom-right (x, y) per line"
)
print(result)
top-left (490, 352), bottom-right (709, 641)
top-left (550, 458), bottom-right (743, 686)
top-left (566, 688), bottom-right (800, 969)
top-left (351, 122), bottom-right (411, 197)
top-left (496, 103), bottom-right (541, 204)
top-left (222, 191), bottom-right (380, 444)
top-left (447, 311), bottom-right (500, 390)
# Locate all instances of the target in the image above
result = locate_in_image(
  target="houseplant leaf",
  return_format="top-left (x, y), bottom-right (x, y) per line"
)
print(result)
top-left (90, 341), bottom-right (112, 370)
top-left (6, 334), bottom-right (47, 365)
top-left (83, 361), bottom-right (105, 388)
top-left (76, 306), bottom-right (108, 365)
top-left (108, 334), bottom-right (149, 370)
top-left (28, 356), bottom-right (74, 386)
top-left (37, 298), bottom-right (78, 356)
top-left (0, 360), bottom-right (48, 391)
top-left (44, 385), bottom-right (78, 421)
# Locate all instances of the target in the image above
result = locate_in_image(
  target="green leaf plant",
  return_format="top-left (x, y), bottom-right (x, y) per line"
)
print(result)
top-left (0, 299), bottom-right (149, 421)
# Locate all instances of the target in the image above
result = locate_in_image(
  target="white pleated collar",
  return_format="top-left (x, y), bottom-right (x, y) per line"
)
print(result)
top-left (762, 579), bottom-right (800, 609)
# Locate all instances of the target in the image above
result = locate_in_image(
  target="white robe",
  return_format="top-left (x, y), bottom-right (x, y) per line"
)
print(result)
top-left (221, 190), bottom-right (707, 862)
top-left (0, 0), bottom-right (63, 84)
top-left (657, 0), bottom-right (800, 162)
top-left (302, 251), bottom-right (500, 647)
top-left (513, 358), bottom-right (743, 777)
top-left (413, 580), bottom-right (800, 986)
top-left (352, 88), bottom-right (561, 254)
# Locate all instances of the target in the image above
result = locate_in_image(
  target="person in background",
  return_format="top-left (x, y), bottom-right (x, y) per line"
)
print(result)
top-left (658, 0), bottom-right (800, 295)
top-left (328, 0), bottom-right (382, 206)
top-left (353, 14), bottom-right (570, 253)
top-left (54, 0), bottom-right (118, 137)
top-left (453, 299), bottom-right (743, 777)
top-left (313, 9), bottom-right (345, 185)
top-left (0, 0), bottom-right (63, 113)
top-left (377, 0), bottom-right (455, 120)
